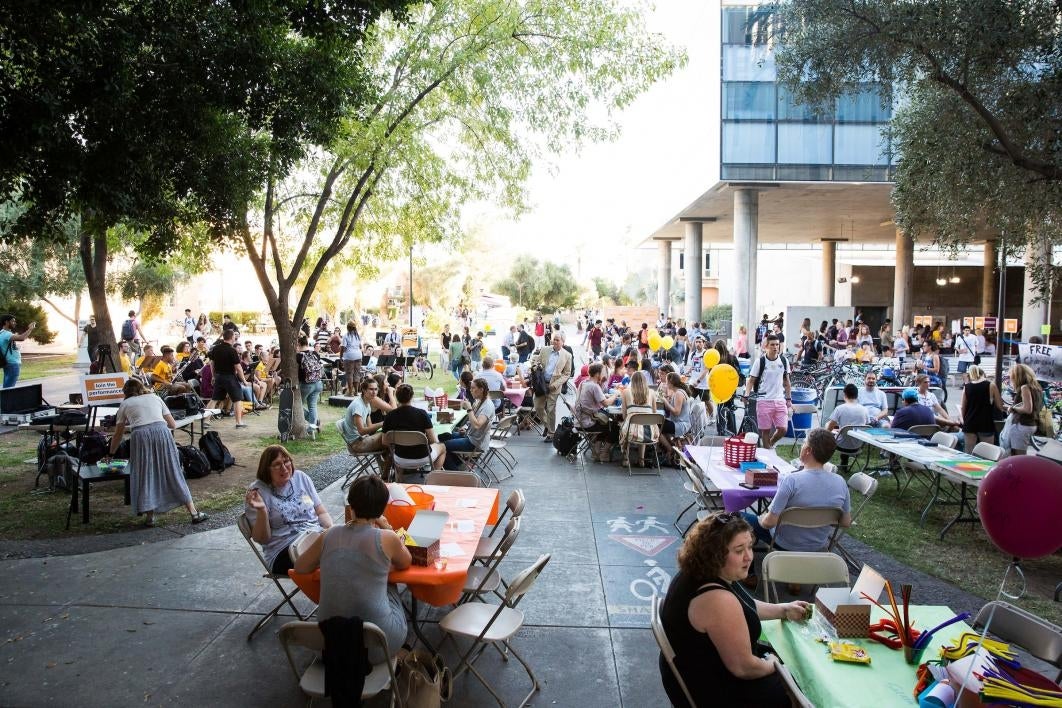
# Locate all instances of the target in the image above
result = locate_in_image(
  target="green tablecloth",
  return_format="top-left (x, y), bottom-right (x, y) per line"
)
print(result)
top-left (431, 411), bottom-right (467, 437)
top-left (762, 605), bottom-right (971, 708)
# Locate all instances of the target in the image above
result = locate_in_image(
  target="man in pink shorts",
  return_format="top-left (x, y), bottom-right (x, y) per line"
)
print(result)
top-left (745, 334), bottom-right (793, 449)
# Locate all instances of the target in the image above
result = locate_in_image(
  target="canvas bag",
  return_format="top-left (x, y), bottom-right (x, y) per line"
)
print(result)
top-left (394, 649), bottom-right (451, 708)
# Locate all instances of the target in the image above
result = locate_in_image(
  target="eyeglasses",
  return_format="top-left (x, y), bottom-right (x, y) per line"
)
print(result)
top-left (708, 511), bottom-right (743, 529)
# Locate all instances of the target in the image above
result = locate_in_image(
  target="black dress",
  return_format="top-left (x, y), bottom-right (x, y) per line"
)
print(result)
top-left (961, 380), bottom-right (995, 435)
top-left (658, 571), bottom-right (787, 707)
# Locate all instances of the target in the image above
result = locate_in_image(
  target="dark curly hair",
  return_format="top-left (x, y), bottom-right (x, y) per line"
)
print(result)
top-left (677, 513), bottom-right (752, 583)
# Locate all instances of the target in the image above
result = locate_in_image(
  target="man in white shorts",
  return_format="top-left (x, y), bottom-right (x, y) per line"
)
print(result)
top-left (745, 333), bottom-right (792, 449)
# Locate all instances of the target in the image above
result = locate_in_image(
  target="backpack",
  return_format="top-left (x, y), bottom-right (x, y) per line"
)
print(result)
top-left (121, 319), bottom-right (135, 341)
top-left (177, 444), bottom-right (212, 479)
top-left (198, 430), bottom-right (235, 471)
top-left (553, 417), bottom-right (580, 456)
top-left (45, 453), bottom-right (75, 490)
top-left (298, 351), bottom-right (324, 383)
top-left (752, 354), bottom-right (789, 395)
top-left (755, 323), bottom-right (768, 344)
top-left (77, 431), bottom-right (109, 465)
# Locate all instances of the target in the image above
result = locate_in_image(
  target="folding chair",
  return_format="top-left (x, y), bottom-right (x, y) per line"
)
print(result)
top-left (778, 661), bottom-right (815, 708)
top-left (787, 403), bottom-right (819, 455)
top-left (461, 517), bottom-right (521, 603)
top-left (386, 430), bottom-right (435, 480)
top-left (974, 601), bottom-right (1062, 683)
top-left (452, 449), bottom-right (492, 486)
top-left (834, 424), bottom-right (869, 474)
top-left (278, 620), bottom-right (403, 707)
top-left (768, 506), bottom-right (844, 551)
top-left (237, 513), bottom-right (311, 641)
top-left (674, 454), bottom-right (721, 537)
top-left (898, 430), bottom-right (957, 497)
top-left (907, 424), bottom-right (940, 438)
top-left (621, 412), bottom-right (664, 476)
top-left (475, 489), bottom-right (525, 562)
top-left (516, 404), bottom-right (543, 436)
top-left (425, 470), bottom-right (481, 487)
top-left (334, 419), bottom-right (382, 488)
top-left (650, 593), bottom-right (697, 708)
top-left (829, 472), bottom-right (878, 571)
top-left (482, 414), bottom-right (518, 482)
top-left (438, 554), bottom-right (550, 708)
top-left (972, 441), bottom-right (1004, 461)
top-left (573, 422), bottom-right (609, 464)
top-left (761, 551), bottom-right (850, 603)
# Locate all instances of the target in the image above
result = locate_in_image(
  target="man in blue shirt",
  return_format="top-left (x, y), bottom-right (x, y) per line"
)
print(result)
top-left (890, 388), bottom-right (937, 430)
top-left (0, 314), bottom-right (36, 388)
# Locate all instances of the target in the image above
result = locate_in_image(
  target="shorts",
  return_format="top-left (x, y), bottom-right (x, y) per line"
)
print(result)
top-left (756, 399), bottom-right (788, 430)
top-left (348, 432), bottom-right (386, 455)
top-left (212, 373), bottom-right (245, 404)
top-left (342, 359), bottom-right (362, 379)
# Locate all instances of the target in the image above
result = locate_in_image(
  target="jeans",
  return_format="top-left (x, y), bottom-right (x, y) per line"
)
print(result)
top-left (2, 362), bottom-right (20, 388)
top-left (300, 380), bottom-right (324, 426)
top-left (740, 511), bottom-right (785, 549)
top-left (443, 436), bottom-right (477, 470)
top-left (451, 359), bottom-right (463, 380)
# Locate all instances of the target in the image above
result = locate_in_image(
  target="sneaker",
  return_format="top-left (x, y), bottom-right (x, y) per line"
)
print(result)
top-left (235, 423), bottom-right (247, 429)
top-left (191, 512), bottom-right (209, 524)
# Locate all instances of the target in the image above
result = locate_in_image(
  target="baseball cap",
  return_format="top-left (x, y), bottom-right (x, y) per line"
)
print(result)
top-left (901, 388), bottom-right (919, 402)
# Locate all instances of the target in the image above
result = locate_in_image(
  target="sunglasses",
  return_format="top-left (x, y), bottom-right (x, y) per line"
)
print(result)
top-left (708, 511), bottom-right (743, 529)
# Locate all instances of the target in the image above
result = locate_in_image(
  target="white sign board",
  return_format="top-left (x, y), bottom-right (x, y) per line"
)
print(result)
top-left (80, 373), bottom-right (129, 407)
top-left (1018, 343), bottom-right (1062, 383)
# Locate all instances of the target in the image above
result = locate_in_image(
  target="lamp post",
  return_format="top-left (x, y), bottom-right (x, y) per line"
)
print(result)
top-left (408, 243), bottom-right (414, 327)
top-left (995, 234), bottom-right (1007, 394)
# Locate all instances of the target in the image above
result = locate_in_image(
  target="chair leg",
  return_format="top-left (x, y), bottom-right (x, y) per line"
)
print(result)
top-left (247, 580), bottom-right (304, 641)
top-left (673, 500), bottom-right (696, 534)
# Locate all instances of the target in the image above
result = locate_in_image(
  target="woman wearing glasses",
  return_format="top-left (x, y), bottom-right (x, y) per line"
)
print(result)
top-left (658, 513), bottom-right (810, 707)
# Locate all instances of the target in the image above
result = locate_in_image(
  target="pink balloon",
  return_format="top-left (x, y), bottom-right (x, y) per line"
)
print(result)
top-left (978, 456), bottom-right (1062, 558)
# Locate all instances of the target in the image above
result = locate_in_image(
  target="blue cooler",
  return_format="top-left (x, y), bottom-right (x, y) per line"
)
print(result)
top-left (786, 387), bottom-right (817, 438)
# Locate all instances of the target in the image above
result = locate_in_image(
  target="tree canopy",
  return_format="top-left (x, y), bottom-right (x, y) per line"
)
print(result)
top-left (771, 0), bottom-right (1062, 289)
top-left (495, 256), bottom-right (581, 312)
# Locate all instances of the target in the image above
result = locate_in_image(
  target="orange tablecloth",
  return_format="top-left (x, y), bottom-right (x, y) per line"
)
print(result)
top-left (289, 484), bottom-right (500, 606)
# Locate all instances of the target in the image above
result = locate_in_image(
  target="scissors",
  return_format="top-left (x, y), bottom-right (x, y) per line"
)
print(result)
top-left (868, 618), bottom-right (921, 649)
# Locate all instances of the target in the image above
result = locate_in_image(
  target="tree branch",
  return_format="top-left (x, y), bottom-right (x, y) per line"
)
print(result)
top-left (40, 297), bottom-right (77, 325)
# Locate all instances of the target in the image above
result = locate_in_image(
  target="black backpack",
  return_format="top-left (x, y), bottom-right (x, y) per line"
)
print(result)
top-left (199, 430), bottom-right (235, 471)
top-left (752, 354), bottom-right (789, 395)
top-left (177, 444), bottom-right (211, 479)
top-left (78, 431), bottom-right (109, 465)
top-left (553, 417), bottom-right (580, 456)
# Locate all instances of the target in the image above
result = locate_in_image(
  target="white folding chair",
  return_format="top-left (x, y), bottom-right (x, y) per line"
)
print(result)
top-left (278, 620), bottom-right (403, 707)
top-left (769, 506), bottom-right (844, 551)
top-left (425, 470), bottom-right (481, 487)
top-left (673, 455), bottom-right (721, 537)
top-left (829, 472), bottom-right (878, 571)
top-left (482, 414), bottom-right (518, 482)
top-left (787, 403), bottom-right (819, 453)
top-left (438, 555), bottom-right (550, 708)
top-left (650, 594), bottom-right (697, 708)
top-left (461, 518), bottom-right (521, 603)
top-left (972, 441), bottom-right (1004, 461)
top-left (237, 513), bottom-right (311, 641)
top-left (761, 551), bottom-right (850, 603)
top-left (475, 489), bottom-right (525, 562)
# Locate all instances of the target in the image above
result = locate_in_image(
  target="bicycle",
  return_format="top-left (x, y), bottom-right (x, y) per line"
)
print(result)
top-left (407, 349), bottom-right (434, 380)
top-left (715, 392), bottom-right (760, 438)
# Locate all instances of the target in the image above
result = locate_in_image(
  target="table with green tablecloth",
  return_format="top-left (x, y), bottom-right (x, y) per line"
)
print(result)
top-left (430, 410), bottom-right (467, 437)
top-left (762, 604), bottom-right (972, 708)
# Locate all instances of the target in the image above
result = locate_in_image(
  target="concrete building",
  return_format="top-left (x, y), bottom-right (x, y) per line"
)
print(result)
top-left (643, 0), bottom-right (1056, 341)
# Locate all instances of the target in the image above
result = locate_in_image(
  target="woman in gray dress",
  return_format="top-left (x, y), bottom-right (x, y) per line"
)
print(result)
top-left (107, 379), bottom-right (208, 527)
top-left (294, 475), bottom-right (411, 660)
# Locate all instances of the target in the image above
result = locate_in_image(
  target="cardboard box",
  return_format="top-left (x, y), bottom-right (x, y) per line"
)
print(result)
top-left (741, 461), bottom-right (777, 486)
top-left (435, 410), bottom-right (454, 423)
top-left (405, 510), bottom-right (448, 566)
top-left (813, 565), bottom-right (885, 638)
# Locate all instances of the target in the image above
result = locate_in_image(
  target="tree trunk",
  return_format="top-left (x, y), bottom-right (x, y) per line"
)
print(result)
top-left (270, 299), bottom-right (310, 439)
top-left (80, 228), bottom-right (119, 372)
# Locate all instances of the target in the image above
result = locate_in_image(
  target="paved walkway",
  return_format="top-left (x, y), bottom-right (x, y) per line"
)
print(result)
top-left (0, 426), bottom-right (989, 707)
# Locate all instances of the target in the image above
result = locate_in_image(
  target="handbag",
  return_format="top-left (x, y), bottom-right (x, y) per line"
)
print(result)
top-left (394, 648), bottom-right (451, 708)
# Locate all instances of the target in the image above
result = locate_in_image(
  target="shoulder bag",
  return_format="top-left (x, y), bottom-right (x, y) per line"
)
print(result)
top-left (959, 334), bottom-right (981, 365)
top-left (394, 648), bottom-right (451, 708)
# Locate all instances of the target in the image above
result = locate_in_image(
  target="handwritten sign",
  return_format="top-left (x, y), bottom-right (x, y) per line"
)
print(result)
top-left (1018, 343), bottom-right (1062, 382)
top-left (80, 373), bottom-right (129, 406)
top-left (401, 327), bottom-right (419, 350)
top-left (1004, 319), bottom-right (1018, 334)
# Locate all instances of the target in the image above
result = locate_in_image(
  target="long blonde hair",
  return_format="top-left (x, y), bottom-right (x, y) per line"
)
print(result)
top-left (1011, 363), bottom-right (1042, 399)
top-left (629, 371), bottom-right (650, 407)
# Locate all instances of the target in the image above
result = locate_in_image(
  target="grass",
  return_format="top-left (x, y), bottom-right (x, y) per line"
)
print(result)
top-left (17, 354), bottom-right (78, 381)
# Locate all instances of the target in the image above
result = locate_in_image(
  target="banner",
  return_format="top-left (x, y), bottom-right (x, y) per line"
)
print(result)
top-left (1018, 343), bottom-right (1062, 382)
top-left (401, 328), bottom-right (419, 350)
top-left (80, 373), bottom-right (129, 407)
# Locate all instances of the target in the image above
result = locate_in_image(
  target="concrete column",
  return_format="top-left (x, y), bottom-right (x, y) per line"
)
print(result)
top-left (893, 228), bottom-right (914, 327)
top-left (657, 240), bottom-right (672, 317)
top-left (981, 239), bottom-right (997, 316)
top-left (733, 189), bottom-right (759, 340)
top-left (822, 241), bottom-right (836, 306)
top-left (684, 222), bottom-right (703, 326)
top-left (1022, 239), bottom-right (1052, 338)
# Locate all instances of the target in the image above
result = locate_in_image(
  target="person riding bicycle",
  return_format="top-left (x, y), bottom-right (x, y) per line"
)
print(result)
top-left (745, 333), bottom-right (792, 449)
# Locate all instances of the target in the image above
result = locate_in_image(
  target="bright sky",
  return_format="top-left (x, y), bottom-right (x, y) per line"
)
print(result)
top-left (464, 1), bottom-right (720, 284)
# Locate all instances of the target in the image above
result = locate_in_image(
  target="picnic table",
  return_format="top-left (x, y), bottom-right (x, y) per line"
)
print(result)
top-left (684, 445), bottom-right (795, 512)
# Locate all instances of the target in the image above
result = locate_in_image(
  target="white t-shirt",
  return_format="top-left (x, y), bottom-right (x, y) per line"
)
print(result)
top-left (117, 394), bottom-right (170, 429)
top-left (342, 396), bottom-right (374, 443)
top-left (754, 355), bottom-right (788, 401)
top-left (857, 387), bottom-right (888, 417)
top-left (954, 334), bottom-right (976, 363)
top-left (829, 402), bottom-right (871, 448)
top-left (183, 316), bottom-right (196, 338)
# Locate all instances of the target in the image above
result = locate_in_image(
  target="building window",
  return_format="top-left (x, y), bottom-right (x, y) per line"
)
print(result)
top-left (834, 124), bottom-right (890, 165)
top-left (776, 165), bottom-right (832, 181)
top-left (777, 86), bottom-right (831, 122)
top-left (836, 84), bottom-right (892, 123)
top-left (721, 164), bottom-right (777, 180)
top-left (777, 123), bottom-right (832, 164)
top-left (724, 82), bottom-right (776, 120)
top-left (722, 122), bottom-right (776, 163)
top-left (722, 45), bottom-right (776, 82)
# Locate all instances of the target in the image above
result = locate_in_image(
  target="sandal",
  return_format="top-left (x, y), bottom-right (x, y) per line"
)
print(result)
top-left (191, 512), bottom-right (209, 524)
top-left (144, 517), bottom-right (156, 528)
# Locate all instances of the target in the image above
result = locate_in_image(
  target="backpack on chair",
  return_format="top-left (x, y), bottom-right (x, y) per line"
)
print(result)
top-left (198, 431), bottom-right (235, 472)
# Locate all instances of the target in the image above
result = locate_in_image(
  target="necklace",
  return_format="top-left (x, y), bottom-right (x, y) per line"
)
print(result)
top-left (270, 480), bottom-right (296, 502)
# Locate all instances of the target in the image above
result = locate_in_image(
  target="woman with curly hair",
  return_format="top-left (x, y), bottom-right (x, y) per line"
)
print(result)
top-left (658, 512), bottom-right (810, 707)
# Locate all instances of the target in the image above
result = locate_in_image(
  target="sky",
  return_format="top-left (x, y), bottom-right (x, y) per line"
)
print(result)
top-left (462, 1), bottom-right (720, 284)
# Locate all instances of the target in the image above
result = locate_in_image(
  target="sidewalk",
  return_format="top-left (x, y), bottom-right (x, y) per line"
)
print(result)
top-left (0, 431), bottom-right (989, 707)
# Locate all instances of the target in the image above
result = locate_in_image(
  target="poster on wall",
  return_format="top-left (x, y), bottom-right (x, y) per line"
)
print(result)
top-left (974, 316), bottom-right (986, 330)
top-left (983, 316), bottom-right (998, 331)
top-left (1018, 344), bottom-right (1062, 382)
top-left (963, 317), bottom-right (975, 328)
top-left (1003, 319), bottom-right (1019, 334)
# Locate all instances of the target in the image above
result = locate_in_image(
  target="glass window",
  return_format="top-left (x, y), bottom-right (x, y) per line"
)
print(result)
top-left (722, 8), bottom-right (753, 45)
top-left (833, 166), bottom-right (891, 182)
top-left (776, 165), bottom-right (832, 181)
top-left (721, 165), bottom-right (777, 180)
top-left (722, 45), bottom-right (776, 82)
top-left (724, 82), bottom-right (775, 120)
top-left (777, 86), bottom-right (831, 122)
top-left (777, 123), bottom-right (832, 164)
top-left (836, 84), bottom-right (891, 123)
top-left (722, 122), bottom-right (775, 163)
top-left (834, 124), bottom-right (889, 165)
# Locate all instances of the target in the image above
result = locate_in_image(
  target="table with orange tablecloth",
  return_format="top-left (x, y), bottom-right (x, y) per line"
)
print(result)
top-left (289, 484), bottom-right (500, 607)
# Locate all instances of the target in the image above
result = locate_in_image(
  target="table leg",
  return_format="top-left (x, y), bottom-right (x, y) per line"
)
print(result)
top-left (124, 476), bottom-right (131, 506)
top-left (66, 478), bottom-right (80, 530)
top-left (939, 482), bottom-right (978, 539)
top-left (919, 476), bottom-right (942, 527)
top-left (407, 595), bottom-right (437, 654)
top-left (82, 478), bottom-right (90, 524)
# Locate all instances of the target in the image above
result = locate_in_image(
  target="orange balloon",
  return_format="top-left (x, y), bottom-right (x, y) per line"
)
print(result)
top-left (494, 360), bottom-right (506, 373)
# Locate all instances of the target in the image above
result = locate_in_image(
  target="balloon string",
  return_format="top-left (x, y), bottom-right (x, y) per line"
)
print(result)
top-left (998, 557), bottom-right (1027, 601)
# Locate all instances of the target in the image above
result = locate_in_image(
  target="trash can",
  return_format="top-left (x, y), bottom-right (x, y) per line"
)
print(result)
top-left (786, 387), bottom-right (817, 438)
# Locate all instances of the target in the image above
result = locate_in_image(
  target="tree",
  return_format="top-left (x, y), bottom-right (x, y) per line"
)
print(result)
top-left (771, 0), bottom-right (1062, 290)
top-left (593, 277), bottom-right (631, 306)
top-left (237, 0), bottom-right (680, 435)
top-left (496, 256), bottom-right (581, 312)
top-left (0, 0), bottom-right (411, 352)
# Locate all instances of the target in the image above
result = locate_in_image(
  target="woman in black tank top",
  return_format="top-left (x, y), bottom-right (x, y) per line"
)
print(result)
top-left (658, 513), bottom-right (811, 707)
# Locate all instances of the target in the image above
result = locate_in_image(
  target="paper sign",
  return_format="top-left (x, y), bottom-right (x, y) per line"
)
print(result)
top-left (440, 542), bottom-right (465, 558)
top-left (1003, 318), bottom-right (1018, 334)
top-left (963, 317), bottom-right (974, 328)
top-left (456, 519), bottom-right (475, 533)
top-left (983, 316), bottom-right (997, 331)
top-left (80, 373), bottom-right (129, 406)
top-left (1018, 343), bottom-right (1062, 382)
top-left (974, 317), bottom-right (986, 331)
top-left (457, 498), bottom-right (478, 508)
top-left (401, 327), bottom-right (419, 350)
top-left (1042, 324), bottom-right (1052, 336)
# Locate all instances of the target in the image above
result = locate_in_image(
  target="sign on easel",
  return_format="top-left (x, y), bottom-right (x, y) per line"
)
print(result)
top-left (401, 328), bottom-right (419, 350)
top-left (81, 373), bottom-right (129, 407)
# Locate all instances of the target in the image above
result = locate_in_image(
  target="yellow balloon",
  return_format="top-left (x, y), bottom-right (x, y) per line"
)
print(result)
top-left (710, 391), bottom-right (724, 405)
top-left (708, 363), bottom-right (739, 402)
top-left (660, 335), bottom-right (675, 350)
top-left (702, 348), bottom-right (721, 368)
top-left (648, 332), bottom-right (663, 351)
